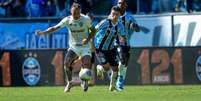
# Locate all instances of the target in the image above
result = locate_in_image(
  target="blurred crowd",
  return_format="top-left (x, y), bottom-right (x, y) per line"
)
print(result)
top-left (0, 0), bottom-right (201, 18)
top-left (140, 0), bottom-right (201, 14)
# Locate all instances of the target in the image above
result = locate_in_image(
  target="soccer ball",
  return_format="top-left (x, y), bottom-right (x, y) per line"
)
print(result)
top-left (79, 68), bottom-right (92, 81)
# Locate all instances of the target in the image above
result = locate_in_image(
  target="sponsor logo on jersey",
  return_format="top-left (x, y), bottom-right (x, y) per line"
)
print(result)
top-left (71, 29), bottom-right (85, 33)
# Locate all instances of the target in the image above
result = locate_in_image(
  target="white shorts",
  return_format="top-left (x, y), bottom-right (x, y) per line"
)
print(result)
top-left (69, 46), bottom-right (91, 57)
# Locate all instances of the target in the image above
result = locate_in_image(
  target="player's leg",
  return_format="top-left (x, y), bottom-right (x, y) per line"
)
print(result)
top-left (80, 55), bottom-right (91, 91)
top-left (89, 52), bottom-right (96, 85)
top-left (81, 55), bottom-right (91, 69)
top-left (95, 49), bottom-right (110, 80)
top-left (109, 66), bottom-right (118, 91)
top-left (64, 49), bottom-right (78, 92)
top-left (79, 47), bottom-right (92, 92)
top-left (116, 46), bottom-right (130, 91)
top-left (107, 49), bottom-right (119, 91)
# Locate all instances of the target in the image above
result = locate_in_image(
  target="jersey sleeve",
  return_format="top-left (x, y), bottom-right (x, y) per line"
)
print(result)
top-left (118, 22), bottom-right (126, 36)
top-left (129, 15), bottom-right (138, 25)
top-left (95, 19), bottom-right (108, 31)
top-left (55, 17), bottom-right (69, 28)
top-left (85, 17), bottom-right (93, 28)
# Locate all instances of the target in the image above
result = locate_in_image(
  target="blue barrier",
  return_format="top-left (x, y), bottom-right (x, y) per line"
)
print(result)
top-left (0, 14), bottom-right (201, 49)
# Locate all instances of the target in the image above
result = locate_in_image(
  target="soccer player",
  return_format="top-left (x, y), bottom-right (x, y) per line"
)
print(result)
top-left (94, 6), bottom-right (125, 91)
top-left (35, 3), bottom-right (96, 92)
top-left (115, 0), bottom-right (140, 91)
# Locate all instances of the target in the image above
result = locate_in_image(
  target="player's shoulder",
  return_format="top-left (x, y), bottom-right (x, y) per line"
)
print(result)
top-left (80, 14), bottom-right (91, 20)
top-left (120, 12), bottom-right (133, 18)
top-left (98, 19), bottom-right (109, 26)
top-left (61, 16), bottom-right (71, 21)
top-left (100, 18), bottom-right (110, 24)
top-left (95, 18), bottom-right (109, 29)
top-left (125, 12), bottom-right (135, 19)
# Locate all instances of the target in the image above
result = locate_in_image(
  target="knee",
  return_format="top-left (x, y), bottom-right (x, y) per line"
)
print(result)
top-left (64, 58), bottom-right (72, 67)
top-left (111, 66), bottom-right (118, 72)
top-left (82, 56), bottom-right (91, 69)
top-left (120, 59), bottom-right (126, 65)
top-left (82, 60), bottom-right (91, 69)
top-left (102, 63), bottom-right (110, 71)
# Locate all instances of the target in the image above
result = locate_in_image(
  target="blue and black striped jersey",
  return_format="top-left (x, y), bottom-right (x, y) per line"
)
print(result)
top-left (118, 12), bottom-right (139, 46)
top-left (93, 18), bottom-right (125, 50)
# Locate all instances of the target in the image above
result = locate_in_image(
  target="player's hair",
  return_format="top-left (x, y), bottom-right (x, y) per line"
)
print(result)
top-left (71, 2), bottom-right (81, 9)
top-left (117, 0), bottom-right (128, 4)
top-left (111, 5), bottom-right (122, 13)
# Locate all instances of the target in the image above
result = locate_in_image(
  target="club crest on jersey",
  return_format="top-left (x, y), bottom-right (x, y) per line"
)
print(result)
top-left (22, 53), bottom-right (40, 86)
top-left (196, 56), bottom-right (201, 81)
top-left (79, 22), bottom-right (83, 27)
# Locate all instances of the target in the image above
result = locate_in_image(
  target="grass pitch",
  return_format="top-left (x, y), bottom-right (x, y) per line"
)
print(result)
top-left (0, 85), bottom-right (201, 101)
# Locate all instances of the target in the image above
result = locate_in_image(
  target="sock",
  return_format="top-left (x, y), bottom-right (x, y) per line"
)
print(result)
top-left (107, 68), bottom-right (112, 80)
top-left (117, 63), bottom-right (127, 89)
top-left (122, 67), bottom-right (127, 80)
top-left (118, 63), bottom-right (127, 80)
top-left (110, 71), bottom-right (118, 87)
top-left (64, 65), bottom-right (72, 82)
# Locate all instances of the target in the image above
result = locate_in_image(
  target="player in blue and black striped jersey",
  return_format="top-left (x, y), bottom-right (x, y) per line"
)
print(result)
top-left (115, 0), bottom-right (140, 91)
top-left (93, 5), bottom-right (125, 91)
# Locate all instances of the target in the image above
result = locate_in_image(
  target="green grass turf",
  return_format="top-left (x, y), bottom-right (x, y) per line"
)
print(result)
top-left (0, 85), bottom-right (201, 101)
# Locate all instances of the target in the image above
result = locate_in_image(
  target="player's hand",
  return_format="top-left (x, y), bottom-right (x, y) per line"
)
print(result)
top-left (81, 38), bottom-right (88, 45)
top-left (35, 30), bottom-right (44, 36)
top-left (130, 23), bottom-right (140, 32)
top-left (119, 36), bottom-right (125, 43)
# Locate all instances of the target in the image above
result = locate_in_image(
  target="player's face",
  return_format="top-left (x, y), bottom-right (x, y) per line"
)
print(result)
top-left (110, 10), bottom-right (120, 22)
top-left (117, 0), bottom-right (127, 12)
top-left (71, 7), bottom-right (81, 20)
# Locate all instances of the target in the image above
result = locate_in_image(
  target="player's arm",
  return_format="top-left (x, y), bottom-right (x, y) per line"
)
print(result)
top-left (35, 25), bottom-right (61, 36)
top-left (132, 22), bottom-right (140, 32)
top-left (119, 35), bottom-right (125, 43)
top-left (130, 17), bottom-right (140, 32)
top-left (82, 26), bottom-right (97, 45)
top-left (86, 13), bottom-right (97, 40)
top-left (35, 17), bottom-right (68, 36)
top-left (118, 23), bottom-right (126, 43)
top-left (88, 26), bottom-right (97, 41)
top-left (82, 17), bottom-right (98, 45)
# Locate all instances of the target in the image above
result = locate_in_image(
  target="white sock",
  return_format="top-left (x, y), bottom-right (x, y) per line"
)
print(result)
top-left (118, 63), bottom-right (127, 80)
top-left (110, 71), bottom-right (118, 86)
top-left (122, 67), bottom-right (127, 80)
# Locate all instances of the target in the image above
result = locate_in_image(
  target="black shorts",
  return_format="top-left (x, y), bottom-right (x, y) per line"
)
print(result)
top-left (64, 49), bottom-right (78, 65)
top-left (117, 45), bottom-right (130, 66)
top-left (91, 52), bottom-right (95, 63)
top-left (95, 48), bottom-right (118, 66)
